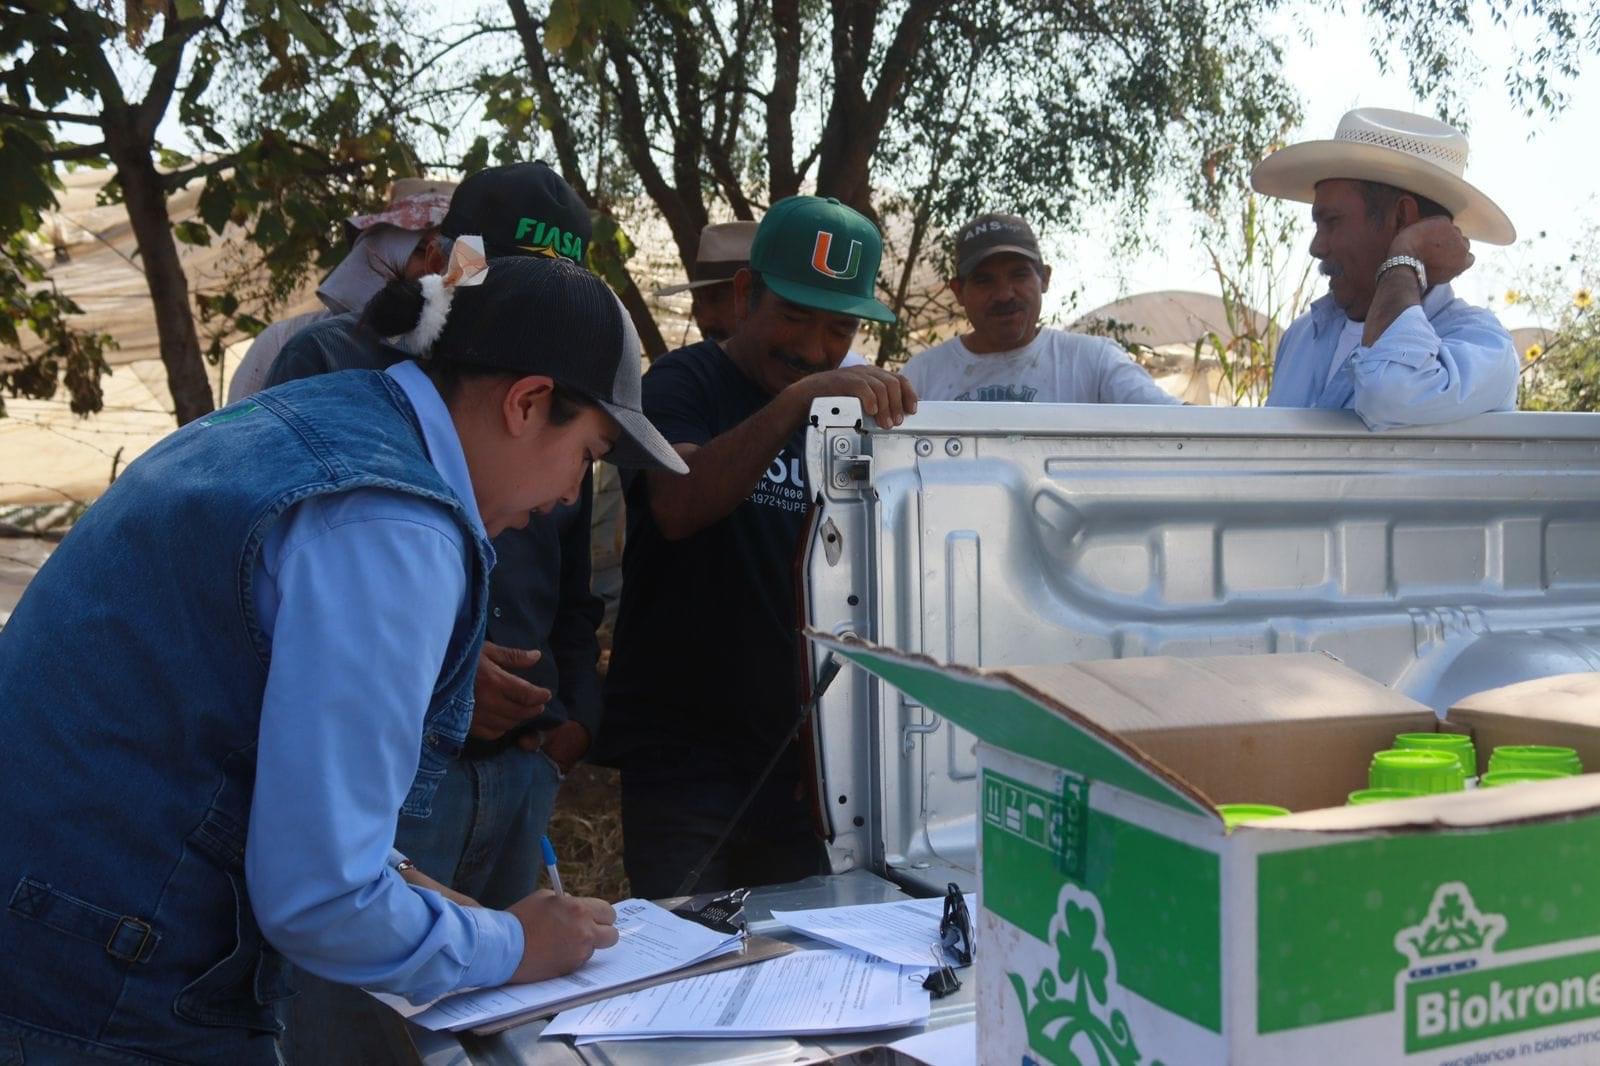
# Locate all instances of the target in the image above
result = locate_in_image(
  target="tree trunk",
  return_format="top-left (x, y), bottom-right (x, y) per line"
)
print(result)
top-left (617, 277), bottom-right (668, 360)
top-left (506, 0), bottom-right (671, 361)
top-left (113, 146), bottom-right (214, 425)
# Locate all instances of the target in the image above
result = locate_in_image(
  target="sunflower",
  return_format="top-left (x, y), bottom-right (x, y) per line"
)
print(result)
top-left (1525, 343), bottom-right (1544, 363)
top-left (1576, 288), bottom-right (1594, 310)
top-left (1505, 289), bottom-right (1522, 305)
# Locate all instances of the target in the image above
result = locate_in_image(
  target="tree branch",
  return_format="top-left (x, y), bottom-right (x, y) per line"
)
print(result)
top-left (506, 0), bottom-right (593, 200)
top-left (861, 0), bottom-right (941, 135)
top-left (136, 2), bottom-right (224, 143)
top-left (665, 7), bottom-right (709, 239)
top-left (501, 0), bottom-right (668, 358)
top-left (159, 153), bottom-right (239, 192)
top-left (55, 1), bottom-right (130, 116)
top-left (766, 0), bottom-right (801, 199)
top-left (708, 0), bottom-right (756, 218)
top-left (0, 103), bottom-right (103, 127)
top-left (44, 142), bottom-right (109, 163)
top-left (418, 22), bottom-right (515, 70)
top-left (815, 0), bottom-right (941, 208)
top-left (602, 35), bottom-right (702, 264)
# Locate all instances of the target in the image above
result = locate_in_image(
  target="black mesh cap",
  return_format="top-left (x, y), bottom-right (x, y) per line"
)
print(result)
top-left (432, 256), bottom-right (685, 473)
top-left (440, 162), bottom-right (593, 263)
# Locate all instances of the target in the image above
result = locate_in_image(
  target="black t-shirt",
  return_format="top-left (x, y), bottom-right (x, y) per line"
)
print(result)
top-left (598, 341), bottom-right (810, 766)
top-left (264, 312), bottom-right (404, 389)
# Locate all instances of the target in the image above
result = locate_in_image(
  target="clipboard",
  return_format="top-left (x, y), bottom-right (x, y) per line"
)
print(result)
top-left (467, 933), bottom-right (796, 1036)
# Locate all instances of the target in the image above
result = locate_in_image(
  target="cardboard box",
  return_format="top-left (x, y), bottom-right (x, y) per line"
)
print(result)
top-left (810, 634), bottom-right (1600, 1065)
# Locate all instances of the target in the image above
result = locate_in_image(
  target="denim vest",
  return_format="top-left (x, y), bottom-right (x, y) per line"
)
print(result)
top-left (0, 371), bottom-right (491, 1063)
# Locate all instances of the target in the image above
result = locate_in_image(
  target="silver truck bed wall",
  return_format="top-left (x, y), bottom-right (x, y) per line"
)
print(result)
top-left (802, 400), bottom-right (1600, 894)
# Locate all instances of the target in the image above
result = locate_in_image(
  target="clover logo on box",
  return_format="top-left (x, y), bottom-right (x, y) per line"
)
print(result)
top-left (1012, 883), bottom-right (1165, 1066)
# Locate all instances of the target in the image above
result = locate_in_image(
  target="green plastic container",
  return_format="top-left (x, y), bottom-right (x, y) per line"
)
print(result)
top-left (1369, 749), bottom-right (1465, 794)
top-left (1481, 769), bottom-right (1569, 788)
top-left (1347, 788), bottom-right (1422, 805)
top-left (1217, 803), bottom-right (1290, 830)
top-left (1488, 745), bottom-right (1582, 777)
top-left (1394, 732), bottom-right (1477, 778)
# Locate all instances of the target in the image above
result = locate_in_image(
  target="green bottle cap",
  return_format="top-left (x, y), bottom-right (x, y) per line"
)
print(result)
top-left (1481, 769), bottom-right (1570, 788)
top-left (1394, 732), bottom-right (1477, 777)
top-left (1488, 746), bottom-right (1582, 777)
top-left (1217, 803), bottom-right (1291, 830)
top-left (1347, 788), bottom-right (1422, 805)
top-left (1369, 749), bottom-right (1465, 794)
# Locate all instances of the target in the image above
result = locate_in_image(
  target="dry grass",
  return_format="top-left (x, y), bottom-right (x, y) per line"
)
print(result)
top-left (545, 763), bottom-right (629, 900)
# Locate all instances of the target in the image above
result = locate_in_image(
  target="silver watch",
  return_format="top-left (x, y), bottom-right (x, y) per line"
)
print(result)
top-left (1377, 254), bottom-right (1427, 293)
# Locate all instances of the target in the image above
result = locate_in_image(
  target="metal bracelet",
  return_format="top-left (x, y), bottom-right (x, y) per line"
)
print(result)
top-left (1377, 254), bottom-right (1427, 293)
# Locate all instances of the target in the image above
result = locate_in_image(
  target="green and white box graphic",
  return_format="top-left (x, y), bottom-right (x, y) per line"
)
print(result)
top-left (814, 636), bottom-right (1600, 1065)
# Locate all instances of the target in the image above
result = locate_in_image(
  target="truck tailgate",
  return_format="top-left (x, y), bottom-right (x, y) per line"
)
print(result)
top-left (802, 400), bottom-right (1600, 894)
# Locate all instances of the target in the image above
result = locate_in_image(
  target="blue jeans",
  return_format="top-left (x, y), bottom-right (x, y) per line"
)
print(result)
top-left (395, 743), bottom-right (562, 909)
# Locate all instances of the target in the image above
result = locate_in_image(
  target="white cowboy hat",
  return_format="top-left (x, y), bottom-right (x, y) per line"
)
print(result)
top-left (656, 221), bottom-right (760, 296)
top-left (1251, 107), bottom-right (1515, 246)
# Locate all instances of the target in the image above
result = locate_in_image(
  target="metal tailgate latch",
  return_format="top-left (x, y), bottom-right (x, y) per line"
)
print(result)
top-left (828, 431), bottom-right (871, 491)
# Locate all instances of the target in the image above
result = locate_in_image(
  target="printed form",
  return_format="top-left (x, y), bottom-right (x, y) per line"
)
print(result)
top-left (381, 899), bottom-right (742, 1032)
top-left (770, 893), bottom-right (977, 966)
top-left (543, 948), bottom-right (930, 1043)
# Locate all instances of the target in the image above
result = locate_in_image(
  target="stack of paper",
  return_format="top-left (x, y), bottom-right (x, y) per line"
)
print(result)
top-left (381, 899), bottom-right (743, 1032)
top-left (769, 893), bottom-right (976, 966)
top-left (890, 1021), bottom-right (978, 1066)
top-left (544, 948), bottom-right (929, 1044)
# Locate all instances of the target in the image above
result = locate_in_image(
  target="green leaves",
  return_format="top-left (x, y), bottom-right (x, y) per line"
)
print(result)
top-left (0, 126), bottom-right (59, 236)
top-left (544, 0), bottom-right (636, 54)
top-left (279, 0), bottom-right (339, 58)
top-left (544, 0), bottom-right (582, 52)
top-left (174, 219), bottom-right (212, 245)
top-left (587, 212), bottom-right (638, 293)
top-left (1, 0), bottom-right (429, 422)
top-left (0, 233), bottom-right (113, 418)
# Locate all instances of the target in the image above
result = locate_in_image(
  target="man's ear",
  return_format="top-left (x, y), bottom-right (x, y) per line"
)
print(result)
top-left (503, 375), bottom-right (557, 437)
top-left (731, 267), bottom-right (754, 327)
top-left (423, 234), bottom-right (448, 275)
top-left (1038, 264), bottom-right (1053, 293)
top-left (1394, 194), bottom-right (1423, 232)
top-left (948, 276), bottom-right (965, 301)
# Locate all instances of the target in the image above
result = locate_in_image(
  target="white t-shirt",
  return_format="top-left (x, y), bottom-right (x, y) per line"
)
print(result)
top-left (1324, 316), bottom-right (1366, 391)
top-left (900, 328), bottom-right (1179, 405)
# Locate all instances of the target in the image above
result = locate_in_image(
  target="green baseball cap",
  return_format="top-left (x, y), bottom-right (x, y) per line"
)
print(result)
top-left (748, 196), bottom-right (895, 323)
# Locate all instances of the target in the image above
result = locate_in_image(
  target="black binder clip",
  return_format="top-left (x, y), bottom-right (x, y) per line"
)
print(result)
top-left (671, 887), bottom-right (750, 936)
top-left (922, 944), bottom-right (962, 999)
top-left (938, 881), bottom-right (974, 968)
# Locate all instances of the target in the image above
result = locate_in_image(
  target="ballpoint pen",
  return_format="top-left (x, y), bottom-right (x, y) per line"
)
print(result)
top-left (540, 835), bottom-right (564, 896)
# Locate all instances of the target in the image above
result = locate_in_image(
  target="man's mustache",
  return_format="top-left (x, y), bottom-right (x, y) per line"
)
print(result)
top-left (1319, 259), bottom-right (1343, 278)
top-left (773, 348), bottom-right (824, 375)
top-left (987, 301), bottom-right (1025, 316)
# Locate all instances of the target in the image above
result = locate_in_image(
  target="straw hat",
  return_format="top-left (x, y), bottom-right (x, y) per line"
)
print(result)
top-left (657, 221), bottom-right (760, 295)
top-left (1251, 108), bottom-right (1515, 245)
top-left (342, 179), bottom-right (458, 244)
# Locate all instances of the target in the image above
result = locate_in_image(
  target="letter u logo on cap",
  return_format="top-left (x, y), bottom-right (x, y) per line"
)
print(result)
top-left (811, 231), bottom-right (862, 280)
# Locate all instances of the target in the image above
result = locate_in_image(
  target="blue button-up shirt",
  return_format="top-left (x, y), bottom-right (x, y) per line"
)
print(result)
top-left (243, 360), bottom-right (523, 1000)
top-left (1265, 284), bottom-right (1518, 430)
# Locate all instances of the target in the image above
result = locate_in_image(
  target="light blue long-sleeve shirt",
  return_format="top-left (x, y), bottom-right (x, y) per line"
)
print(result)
top-left (242, 360), bottom-right (524, 1001)
top-left (1265, 284), bottom-right (1518, 430)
